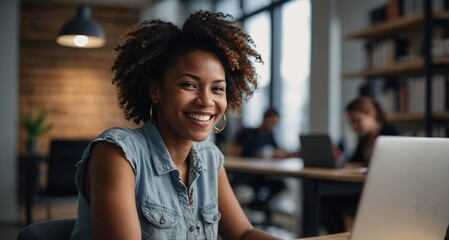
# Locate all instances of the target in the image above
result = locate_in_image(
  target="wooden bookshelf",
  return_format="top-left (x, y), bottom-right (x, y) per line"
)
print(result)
top-left (342, 56), bottom-right (449, 78)
top-left (346, 11), bottom-right (449, 40)
top-left (343, 3), bottom-right (449, 134)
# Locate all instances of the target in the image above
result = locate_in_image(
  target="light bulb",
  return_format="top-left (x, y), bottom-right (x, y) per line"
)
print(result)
top-left (73, 35), bottom-right (88, 47)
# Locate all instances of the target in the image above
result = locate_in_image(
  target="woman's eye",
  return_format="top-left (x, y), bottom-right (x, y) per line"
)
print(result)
top-left (180, 82), bottom-right (196, 89)
top-left (212, 86), bottom-right (225, 93)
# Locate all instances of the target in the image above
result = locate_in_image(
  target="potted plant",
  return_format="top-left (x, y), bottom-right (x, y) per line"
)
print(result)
top-left (21, 109), bottom-right (53, 153)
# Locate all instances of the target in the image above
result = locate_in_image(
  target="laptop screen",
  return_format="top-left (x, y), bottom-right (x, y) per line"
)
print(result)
top-left (300, 134), bottom-right (339, 168)
top-left (350, 136), bottom-right (449, 240)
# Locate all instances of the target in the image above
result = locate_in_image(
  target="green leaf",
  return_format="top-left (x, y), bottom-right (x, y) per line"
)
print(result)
top-left (21, 109), bottom-right (53, 140)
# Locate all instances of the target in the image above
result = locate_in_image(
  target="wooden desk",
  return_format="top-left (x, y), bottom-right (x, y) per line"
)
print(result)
top-left (224, 157), bottom-right (365, 237)
top-left (300, 232), bottom-right (350, 240)
top-left (224, 157), bottom-right (365, 183)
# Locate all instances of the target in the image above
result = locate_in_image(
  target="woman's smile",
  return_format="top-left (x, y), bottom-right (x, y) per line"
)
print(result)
top-left (185, 112), bottom-right (214, 122)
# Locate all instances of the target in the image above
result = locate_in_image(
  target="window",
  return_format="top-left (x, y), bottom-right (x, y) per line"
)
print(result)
top-left (214, 0), bottom-right (310, 152)
top-left (277, 0), bottom-right (310, 151)
top-left (243, 0), bottom-right (271, 13)
top-left (242, 12), bottom-right (271, 127)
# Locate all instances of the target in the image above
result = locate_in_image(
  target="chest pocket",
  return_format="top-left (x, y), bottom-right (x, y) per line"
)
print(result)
top-left (201, 201), bottom-right (221, 240)
top-left (140, 203), bottom-right (178, 240)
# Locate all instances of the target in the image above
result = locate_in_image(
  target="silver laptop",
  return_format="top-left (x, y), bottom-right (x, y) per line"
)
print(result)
top-left (350, 136), bottom-right (449, 240)
top-left (299, 134), bottom-right (340, 168)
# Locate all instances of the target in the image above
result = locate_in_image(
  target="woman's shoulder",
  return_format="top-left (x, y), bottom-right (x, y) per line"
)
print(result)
top-left (83, 126), bottom-right (148, 171)
top-left (98, 126), bottom-right (146, 143)
top-left (92, 126), bottom-right (147, 159)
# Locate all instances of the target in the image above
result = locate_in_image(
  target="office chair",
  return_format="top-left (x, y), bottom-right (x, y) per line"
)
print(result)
top-left (17, 218), bottom-right (76, 240)
top-left (40, 139), bottom-right (89, 219)
top-left (247, 176), bottom-right (286, 226)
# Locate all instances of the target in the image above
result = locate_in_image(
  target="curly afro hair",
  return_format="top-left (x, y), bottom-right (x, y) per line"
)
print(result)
top-left (111, 10), bottom-right (263, 125)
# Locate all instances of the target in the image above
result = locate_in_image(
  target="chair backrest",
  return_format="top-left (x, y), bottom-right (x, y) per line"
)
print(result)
top-left (46, 139), bottom-right (90, 196)
top-left (17, 219), bottom-right (76, 240)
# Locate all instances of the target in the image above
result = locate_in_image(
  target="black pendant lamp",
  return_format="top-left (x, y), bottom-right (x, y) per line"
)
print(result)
top-left (56, 4), bottom-right (105, 48)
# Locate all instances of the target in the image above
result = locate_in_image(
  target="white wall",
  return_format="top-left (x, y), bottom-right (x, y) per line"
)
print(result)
top-left (0, 0), bottom-right (20, 223)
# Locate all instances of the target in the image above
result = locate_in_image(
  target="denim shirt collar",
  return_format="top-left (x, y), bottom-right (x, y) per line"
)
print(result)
top-left (141, 122), bottom-right (205, 176)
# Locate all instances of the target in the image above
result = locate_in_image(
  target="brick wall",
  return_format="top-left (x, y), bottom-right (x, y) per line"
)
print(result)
top-left (19, 1), bottom-right (140, 154)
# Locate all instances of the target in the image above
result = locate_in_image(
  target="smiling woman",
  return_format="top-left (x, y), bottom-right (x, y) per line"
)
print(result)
top-left (69, 10), bottom-right (281, 240)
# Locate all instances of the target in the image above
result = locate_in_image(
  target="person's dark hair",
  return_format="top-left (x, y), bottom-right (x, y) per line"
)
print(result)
top-left (346, 96), bottom-right (386, 124)
top-left (111, 10), bottom-right (263, 124)
top-left (263, 108), bottom-right (280, 119)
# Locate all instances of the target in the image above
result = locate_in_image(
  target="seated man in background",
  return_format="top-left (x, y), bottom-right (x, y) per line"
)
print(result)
top-left (231, 108), bottom-right (297, 225)
top-left (233, 108), bottom-right (293, 158)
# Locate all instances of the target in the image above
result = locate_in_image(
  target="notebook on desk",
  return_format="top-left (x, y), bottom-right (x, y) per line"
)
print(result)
top-left (299, 134), bottom-right (340, 168)
top-left (350, 136), bottom-right (449, 240)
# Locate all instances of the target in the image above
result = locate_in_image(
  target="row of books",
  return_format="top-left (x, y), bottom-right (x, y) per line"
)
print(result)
top-left (364, 38), bottom-right (411, 69)
top-left (364, 29), bottom-right (449, 69)
top-left (382, 75), bottom-right (447, 114)
top-left (372, 0), bottom-right (449, 25)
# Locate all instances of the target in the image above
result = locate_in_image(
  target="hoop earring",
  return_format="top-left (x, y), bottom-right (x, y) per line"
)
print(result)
top-left (214, 114), bottom-right (227, 133)
top-left (149, 102), bottom-right (155, 123)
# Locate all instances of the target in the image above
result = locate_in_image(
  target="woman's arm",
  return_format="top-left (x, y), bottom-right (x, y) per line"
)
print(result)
top-left (85, 141), bottom-right (141, 240)
top-left (217, 166), bottom-right (280, 240)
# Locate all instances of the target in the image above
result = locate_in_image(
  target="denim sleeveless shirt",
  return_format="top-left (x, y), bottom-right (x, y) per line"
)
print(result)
top-left (70, 122), bottom-right (223, 240)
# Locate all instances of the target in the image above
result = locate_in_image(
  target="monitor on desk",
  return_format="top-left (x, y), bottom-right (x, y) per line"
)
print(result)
top-left (350, 136), bottom-right (449, 240)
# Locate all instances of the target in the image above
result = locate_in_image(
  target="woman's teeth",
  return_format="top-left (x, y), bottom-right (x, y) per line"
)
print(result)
top-left (187, 113), bottom-right (212, 121)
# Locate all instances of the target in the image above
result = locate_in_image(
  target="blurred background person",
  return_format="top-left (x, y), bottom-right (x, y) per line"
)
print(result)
top-left (229, 108), bottom-right (298, 227)
top-left (233, 108), bottom-right (296, 159)
top-left (345, 96), bottom-right (400, 167)
top-left (321, 96), bottom-right (401, 234)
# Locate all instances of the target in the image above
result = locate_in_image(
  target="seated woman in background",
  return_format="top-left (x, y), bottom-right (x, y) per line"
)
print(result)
top-left (321, 96), bottom-right (401, 234)
top-left (345, 96), bottom-right (400, 167)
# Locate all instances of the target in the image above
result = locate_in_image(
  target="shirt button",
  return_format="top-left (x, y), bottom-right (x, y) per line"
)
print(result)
top-left (189, 225), bottom-right (195, 232)
top-left (189, 197), bottom-right (194, 205)
top-left (159, 217), bottom-right (165, 224)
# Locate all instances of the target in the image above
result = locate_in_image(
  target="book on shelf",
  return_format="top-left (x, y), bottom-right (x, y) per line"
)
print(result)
top-left (382, 74), bottom-right (448, 115)
top-left (387, 0), bottom-right (402, 20)
top-left (370, 4), bottom-right (387, 25)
